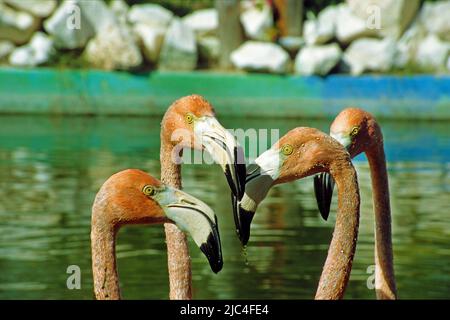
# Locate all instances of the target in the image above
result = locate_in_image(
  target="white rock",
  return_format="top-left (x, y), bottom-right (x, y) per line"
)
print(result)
top-left (133, 24), bottom-right (165, 62)
top-left (127, 3), bottom-right (172, 62)
top-left (415, 34), bottom-right (449, 70)
top-left (347, 0), bottom-right (420, 39)
top-left (393, 20), bottom-right (426, 68)
top-left (128, 4), bottom-right (173, 29)
top-left (304, 6), bottom-right (339, 45)
top-left (9, 32), bottom-right (54, 67)
top-left (31, 32), bottom-right (55, 64)
top-left (4, 0), bottom-right (57, 18)
top-left (159, 18), bottom-right (197, 71)
top-left (44, 0), bottom-right (95, 49)
top-left (0, 40), bottom-right (15, 60)
top-left (303, 20), bottom-right (324, 45)
top-left (240, 0), bottom-right (254, 12)
top-left (336, 4), bottom-right (376, 44)
top-left (0, 2), bottom-right (40, 44)
top-left (84, 24), bottom-right (143, 70)
top-left (231, 41), bottom-right (290, 74)
top-left (198, 36), bottom-right (220, 65)
top-left (294, 44), bottom-right (342, 76)
top-left (80, 0), bottom-right (118, 33)
top-left (419, 1), bottom-right (450, 41)
top-left (343, 37), bottom-right (397, 75)
top-left (110, 0), bottom-right (129, 20)
top-left (240, 2), bottom-right (274, 41)
top-left (279, 36), bottom-right (304, 53)
top-left (182, 9), bottom-right (218, 37)
top-left (9, 46), bottom-right (33, 67)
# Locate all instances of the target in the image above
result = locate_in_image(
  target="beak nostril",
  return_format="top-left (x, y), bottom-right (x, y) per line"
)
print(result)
top-left (180, 198), bottom-right (197, 206)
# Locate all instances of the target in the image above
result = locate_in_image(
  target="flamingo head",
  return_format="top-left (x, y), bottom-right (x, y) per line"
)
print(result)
top-left (93, 169), bottom-right (223, 273)
top-left (161, 94), bottom-right (246, 200)
top-left (330, 107), bottom-right (381, 157)
top-left (314, 107), bottom-right (380, 221)
top-left (234, 127), bottom-right (349, 245)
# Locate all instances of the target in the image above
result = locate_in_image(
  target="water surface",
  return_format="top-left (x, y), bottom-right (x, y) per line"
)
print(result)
top-left (0, 115), bottom-right (448, 299)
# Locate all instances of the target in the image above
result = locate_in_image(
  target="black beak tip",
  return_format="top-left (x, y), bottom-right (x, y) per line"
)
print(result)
top-left (200, 233), bottom-right (223, 274)
top-left (238, 230), bottom-right (250, 246)
top-left (318, 205), bottom-right (330, 221)
top-left (210, 258), bottom-right (223, 274)
top-left (313, 173), bottom-right (334, 221)
top-left (224, 146), bottom-right (247, 200)
top-left (237, 207), bottom-right (255, 246)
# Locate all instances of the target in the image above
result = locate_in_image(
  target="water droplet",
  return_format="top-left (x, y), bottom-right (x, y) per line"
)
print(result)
top-left (242, 245), bottom-right (249, 266)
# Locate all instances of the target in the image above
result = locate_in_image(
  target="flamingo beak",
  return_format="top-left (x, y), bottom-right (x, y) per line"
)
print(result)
top-left (233, 148), bottom-right (281, 245)
top-left (194, 116), bottom-right (246, 200)
top-left (313, 131), bottom-right (348, 221)
top-left (156, 187), bottom-right (223, 273)
top-left (313, 172), bottom-right (335, 220)
top-left (330, 132), bottom-right (352, 150)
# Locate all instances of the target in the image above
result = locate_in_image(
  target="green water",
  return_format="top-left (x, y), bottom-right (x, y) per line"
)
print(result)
top-left (0, 115), bottom-right (449, 299)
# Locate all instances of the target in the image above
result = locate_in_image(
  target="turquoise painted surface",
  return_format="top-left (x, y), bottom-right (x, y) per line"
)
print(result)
top-left (0, 68), bottom-right (449, 119)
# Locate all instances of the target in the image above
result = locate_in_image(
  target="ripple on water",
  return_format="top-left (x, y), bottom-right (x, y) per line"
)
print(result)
top-left (0, 116), bottom-right (449, 299)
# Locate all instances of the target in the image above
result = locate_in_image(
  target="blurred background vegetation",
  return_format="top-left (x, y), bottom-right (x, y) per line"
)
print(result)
top-left (115, 0), bottom-right (441, 16)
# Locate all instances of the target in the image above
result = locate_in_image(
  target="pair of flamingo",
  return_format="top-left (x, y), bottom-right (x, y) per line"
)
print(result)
top-left (91, 95), bottom-right (245, 299)
top-left (234, 108), bottom-right (396, 299)
top-left (91, 95), bottom-right (396, 300)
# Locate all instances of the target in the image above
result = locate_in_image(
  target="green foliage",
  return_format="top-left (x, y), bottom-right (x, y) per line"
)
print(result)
top-left (124, 0), bottom-right (214, 16)
top-left (301, 0), bottom-right (439, 15)
top-left (45, 49), bottom-right (91, 69)
top-left (120, 0), bottom-right (441, 17)
top-left (303, 0), bottom-right (343, 15)
top-left (390, 62), bottom-right (437, 75)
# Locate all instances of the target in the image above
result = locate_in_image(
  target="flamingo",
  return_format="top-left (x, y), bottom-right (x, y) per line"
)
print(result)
top-left (159, 95), bottom-right (245, 299)
top-left (233, 127), bottom-right (360, 299)
top-left (91, 169), bottom-right (222, 300)
top-left (313, 107), bottom-right (397, 299)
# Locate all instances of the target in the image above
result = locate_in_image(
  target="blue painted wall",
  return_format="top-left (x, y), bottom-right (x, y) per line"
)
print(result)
top-left (0, 68), bottom-right (448, 119)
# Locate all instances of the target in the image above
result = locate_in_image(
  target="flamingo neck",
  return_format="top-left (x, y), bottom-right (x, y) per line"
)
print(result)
top-left (315, 160), bottom-right (360, 299)
top-left (160, 139), bottom-right (182, 188)
top-left (91, 219), bottom-right (120, 300)
top-left (160, 138), bottom-right (192, 300)
top-left (366, 143), bottom-right (397, 299)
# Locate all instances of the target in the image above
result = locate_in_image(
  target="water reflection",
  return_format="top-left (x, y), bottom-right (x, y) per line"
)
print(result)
top-left (0, 116), bottom-right (448, 299)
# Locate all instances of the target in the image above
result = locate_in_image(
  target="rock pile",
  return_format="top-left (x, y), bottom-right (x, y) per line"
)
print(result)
top-left (0, 0), bottom-right (448, 75)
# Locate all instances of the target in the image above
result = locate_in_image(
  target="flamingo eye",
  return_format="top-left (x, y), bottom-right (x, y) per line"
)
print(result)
top-left (185, 113), bottom-right (194, 124)
top-left (350, 126), bottom-right (360, 137)
top-left (142, 185), bottom-right (156, 197)
top-left (281, 144), bottom-right (294, 156)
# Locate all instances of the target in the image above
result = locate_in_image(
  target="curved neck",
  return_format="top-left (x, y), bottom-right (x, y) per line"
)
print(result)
top-left (160, 139), bottom-right (182, 188)
top-left (160, 138), bottom-right (192, 300)
top-left (315, 160), bottom-right (360, 299)
top-left (91, 220), bottom-right (120, 300)
top-left (366, 144), bottom-right (397, 299)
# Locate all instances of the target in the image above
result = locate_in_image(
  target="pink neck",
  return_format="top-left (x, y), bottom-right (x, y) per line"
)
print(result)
top-left (315, 160), bottom-right (360, 299)
top-left (91, 220), bottom-right (121, 300)
top-left (160, 139), bottom-right (192, 300)
top-left (366, 144), bottom-right (397, 299)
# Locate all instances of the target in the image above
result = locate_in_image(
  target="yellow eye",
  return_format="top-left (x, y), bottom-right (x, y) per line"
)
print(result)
top-left (185, 113), bottom-right (194, 124)
top-left (142, 185), bottom-right (156, 197)
top-left (350, 126), bottom-right (360, 137)
top-left (281, 144), bottom-right (293, 156)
